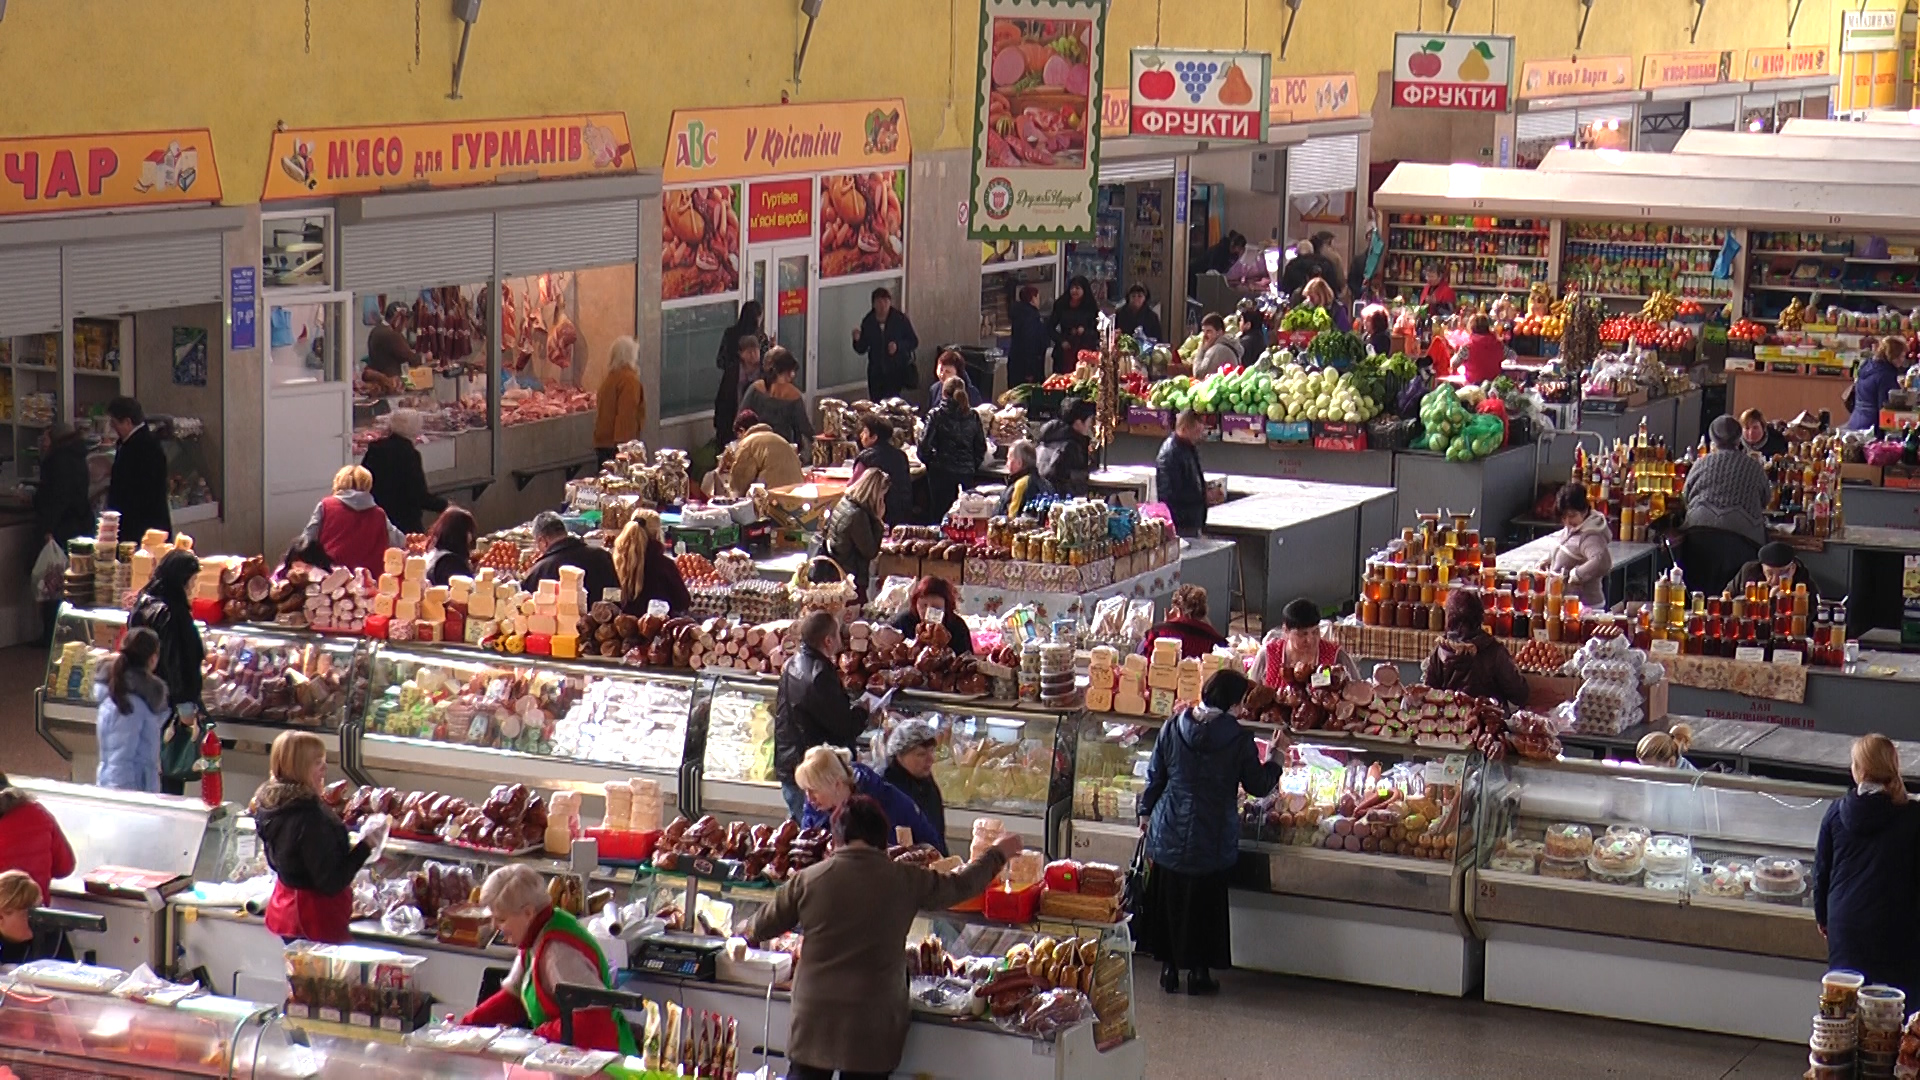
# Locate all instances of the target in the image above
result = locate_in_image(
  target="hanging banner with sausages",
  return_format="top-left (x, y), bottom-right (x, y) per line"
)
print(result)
top-left (0, 130), bottom-right (221, 216)
top-left (261, 113), bottom-right (635, 200)
top-left (969, 0), bottom-right (1108, 240)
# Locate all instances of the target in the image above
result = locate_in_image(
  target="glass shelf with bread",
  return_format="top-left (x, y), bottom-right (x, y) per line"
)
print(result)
top-left (1469, 754), bottom-right (1833, 958)
top-left (0, 963), bottom-right (277, 1079)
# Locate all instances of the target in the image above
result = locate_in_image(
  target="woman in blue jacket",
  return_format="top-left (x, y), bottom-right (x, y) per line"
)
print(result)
top-left (1815, 734), bottom-right (1920, 1001)
top-left (1137, 670), bottom-right (1282, 995)
top-left (95, 628), bottom-right (167, 793)
top-left (1847, 337), bottom-right (1908, 431)
top-left (794, 744), bottom-right (946, 854)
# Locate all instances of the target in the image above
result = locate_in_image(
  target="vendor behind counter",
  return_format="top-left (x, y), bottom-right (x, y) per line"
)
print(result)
top-left (888, 577), bottom-right (973, 655)
top-left (1734, 541), bottom-right (1819, 599)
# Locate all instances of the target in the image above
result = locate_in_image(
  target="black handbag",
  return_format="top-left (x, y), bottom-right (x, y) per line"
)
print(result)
top-left (159, 709), bottom-right (205, 783)
top-left (1123, 833), bottom-right (1152, 919)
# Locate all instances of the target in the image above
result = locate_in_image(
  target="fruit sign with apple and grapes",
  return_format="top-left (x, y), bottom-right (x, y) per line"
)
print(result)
top-left (1129, 48), bottom-right (1270, 143)
top-left (1391, 32), bottom-right (1513, 112)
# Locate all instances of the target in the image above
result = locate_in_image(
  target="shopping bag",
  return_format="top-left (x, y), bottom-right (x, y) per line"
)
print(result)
top-left (30, 539), bottom-right (66, 603)
top-left (160, 710), bottom-right (205, 783)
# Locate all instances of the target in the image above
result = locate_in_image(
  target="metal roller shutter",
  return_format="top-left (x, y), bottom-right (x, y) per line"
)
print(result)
top-left (1287, 135), bottom-right (1360, 197)
top-left (341, 214), bottom-right (494, 293)
top-left (1097, 157), bottom-right (1177, 183)
top-left (1516, 110), bottom-right (1577, 142)
top-left (497, 200), bottom-right (639, 277)
top-left (0, 245), bottom-right (62, 335)
top-left (1689, 95), bottom-right (1739, 128)
top-left (1576, 104), bottom-right (1637, 131)
top-left (65, 234), bottom-right (223, 317)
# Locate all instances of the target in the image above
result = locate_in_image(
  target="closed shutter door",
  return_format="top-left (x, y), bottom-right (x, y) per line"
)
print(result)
top-left (341, 214), bottom-right (494, 293)
top-left (1516, 110), bottom-right (1577, 142)
top-left (1098, 156), bottom-right (1176, 183)
top-left (1688, 95), bottom-right (1739, 128)
top-left (1287, 135), bottom-right (1359, 197)
top-left (497, 199), bottom-right (639, 277)
top-left (65, 234), bottom-right (223, 317)
top-left (1576, 104), bottom-right (1637, 132)
top-left (0, 245), bottom-right (62, 336)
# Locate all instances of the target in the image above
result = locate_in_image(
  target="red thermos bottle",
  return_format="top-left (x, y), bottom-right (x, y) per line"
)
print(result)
top-left (198, 725), bottom-right (223, 806)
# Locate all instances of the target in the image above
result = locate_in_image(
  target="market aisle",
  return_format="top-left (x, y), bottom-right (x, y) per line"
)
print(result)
top-left (1135, 970), bottom-right (1808, 1078)
top-left (0, 645), bottom-right (68, 783)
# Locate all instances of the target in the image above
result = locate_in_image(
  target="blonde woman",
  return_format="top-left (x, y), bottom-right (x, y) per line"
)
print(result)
top-left (612, 511), bottom-right (690, 616)
top-left (593, 335), bottom-right (645, 465)
top-left (1635, 723), bottom-right (1695, 770)
top-left (253, 731), bottom-right (385, 944)
top-left (1815, 734), bottom-right (1920, 1001)
top-left (298, 464), bottom-right (405, 573)
top-left (792, 744), bottom-right (941, 851)
top-left (824, 467), bottom-right (889, 601)
top-left (0, 869), bottom-right (61, 965)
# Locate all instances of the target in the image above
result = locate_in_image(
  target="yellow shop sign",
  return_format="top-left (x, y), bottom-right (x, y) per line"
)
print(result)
top-left (662, 100), bottom-right (911, 184)
top-left (262, 114), bottom-right (635, 200)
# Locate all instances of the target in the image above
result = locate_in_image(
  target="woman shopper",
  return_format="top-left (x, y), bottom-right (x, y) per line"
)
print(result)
top-left (463, 863), bottom-right (636, 1053)
top-left (128, 548), bottom-right (206, 796)
top-left (794, 744), bottom-right (943, 853)
top-left (1138, 670), bottom-right (1283, 994)
top-left (252, 731), bottom-right (385, 945)
top-left (1138, 584), bottom-right (1229, 660)
top-left (1422, 589), bottom-right (1528, 707)
top-left (713, 301), bottom-right (768, 444)
top-left (883, 720), bottom-right (947, 852)
top-left (1847, 336), bottom-right (1909, 431)
top-left (1815, 734), bottom-right (1920, 1002)
top-left (593, 335), bottom-right (645, 465)
top-left (1456, 314), bottom-right (1508, 386)
top-left (740, 346), bottom-right (815, 450)
top-left (360, 408), bottom-right (446, 535)
top-left (422, 507), bottom-right (478, 587)
top-left (95, 627), bottom-right (167, 793)
top-left (994, 438), bottom-right (1051, 518)
top-left (0, 776), bottom-right (74, 899)
top-left (744, 795), bottom-right (1019, 1080)
top-left (612, 511), bottom-right (692, 616)
top-left (1636, 724), bottom-right (1697, 770)
top-left (919, 378), bottom-right (987, 524)
top-left (299, 465), bottom-right (407, 574)
top-left (1036, 397), bottom-right (1094, 498)
top-left (1007, 284), bottom-right (1051, 389)
top-left (1249, 598), bottom-right (1362, 687)
top-left (886, 575), bottom-right (974, 655)
top-left (823, 468), bottom-right (888, 603)
top-left (1048, 276), bottom-right (1101, 374)
top-left (1546, 483), bottom-right (1613, 611)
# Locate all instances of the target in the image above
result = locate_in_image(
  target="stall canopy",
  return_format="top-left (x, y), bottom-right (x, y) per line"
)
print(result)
top-left (1782, 116), bottom-right (1920, 139)
top-left (1672, 128), bottom-right (1920, 163)
top-left (1536, 145), bottom-right (1920, 188)
top-left (1374, 161), bottom-right (1920, 231)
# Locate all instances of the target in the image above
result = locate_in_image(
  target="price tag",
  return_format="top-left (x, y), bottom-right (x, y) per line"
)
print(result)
top-left (1533, 629), bottom-right (1550, 642)
top-left (379, 1016), bottom-right (403, 1032)
top-left (1650, 639), bottom-right (1681, 656)
top-left (1734, 646), bottom-right (1767, 663)
top-left (1442, 754), bottom-right (1467, 784)
top-left (1310, 668), bottom-right (1333, 689)
top-left (317, 1007), bottom-right (342, 1023)
top-left (1772, 650), bottom-right (1803, 667)
top-left (1132, 758), bottom-right (1149, 779)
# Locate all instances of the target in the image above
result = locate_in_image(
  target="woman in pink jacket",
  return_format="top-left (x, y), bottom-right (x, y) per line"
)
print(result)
top-left (1546, 484), bottom-right (1613, 610)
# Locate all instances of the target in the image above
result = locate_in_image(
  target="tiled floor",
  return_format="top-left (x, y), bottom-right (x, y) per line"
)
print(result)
top-left (0, 641), bottom-right (1811, 1077)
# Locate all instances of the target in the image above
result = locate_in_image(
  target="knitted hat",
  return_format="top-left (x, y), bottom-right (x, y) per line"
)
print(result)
top-left (885, 719), bottom-right (939, 762)
top-left (1709, 414), bottom-right (1742, 450)
top-left (1758, 542), bottom-right (1796, 568)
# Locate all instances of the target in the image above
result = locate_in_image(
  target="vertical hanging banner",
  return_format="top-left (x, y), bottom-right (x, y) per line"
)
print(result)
top-left (969, 0), bottom-right (1108, 240)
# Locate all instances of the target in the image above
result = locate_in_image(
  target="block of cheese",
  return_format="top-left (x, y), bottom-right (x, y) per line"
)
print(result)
top-left (404, 555), bottom-right (427, 582)
top-left (468, 590), bottom-right (496, 618)
top-left (383, 549), bottom-right (407, 576)
top-left (447, 576), bottom-right (473, 604)
top-left (535, 579), bottom-right (560, 605)
top-left (394, 598), bottom-right (418, 623)
top-left (466, 618), bottom-right (496, 645)
top-left (174, 533), bottom-right (194, 552)
top-left (1115, 691), bottom-right (1147, 716)
top-left (399, 578), bottom-right (422, 602)
top-left (372, 593), bottom-right (396, 617)
top-left (528, 614), bottom-right (558, 636)
top-left (377, 574), bottom-right (399, 596)
top-left (557, 565), bottom-right (585, 591)
top-left (1085, 686), bottom-right (1114, 713)
top-left (550, 633), bottom-right (578, 659)
top-left (1146, 665), bottom-right (1178, 690)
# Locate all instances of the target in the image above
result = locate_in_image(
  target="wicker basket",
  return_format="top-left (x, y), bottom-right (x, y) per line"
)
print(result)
top-left (789, 555), bottom-right (857, 618)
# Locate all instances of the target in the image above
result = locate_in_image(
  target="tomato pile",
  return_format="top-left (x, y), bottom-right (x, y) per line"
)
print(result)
top-left (1727, 320), bottom-right (1768, 343)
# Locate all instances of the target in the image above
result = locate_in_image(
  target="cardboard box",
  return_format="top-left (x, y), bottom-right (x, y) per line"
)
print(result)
top-left (1840, 463), bottom-right (1885, 487)
top-left (875, 552), bottom-right (920, 581)
top-left (1267, 419), bottom-right (1311, 443)
top-left (1524, 673), bottom-right (1667, 723)
top-left (1127, 406), bottom-right (1173, 436)
top-left (1221, 413), bottom-right (1266, 444)
top-left (921, 556), bottom-right (965, 584)
top-left (1312, 421), bottom-right (1368, 452)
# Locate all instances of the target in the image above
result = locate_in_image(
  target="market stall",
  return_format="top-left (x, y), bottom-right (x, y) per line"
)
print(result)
top-left (1199, 482), bottom-right (1395, 631)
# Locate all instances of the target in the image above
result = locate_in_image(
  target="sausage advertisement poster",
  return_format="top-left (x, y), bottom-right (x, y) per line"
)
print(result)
top-left (968, 0), bottom-right (1108, 241)
top-left (819, 170), bottom-right (905, 279)
top-left (661, 185), bottom-right (742, 302)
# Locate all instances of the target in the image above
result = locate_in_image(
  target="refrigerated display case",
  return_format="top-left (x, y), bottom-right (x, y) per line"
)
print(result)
top-left (1468, 756), bottom-right (1832, 1040)
top-left (0, 963), bottom-right (276, 1078)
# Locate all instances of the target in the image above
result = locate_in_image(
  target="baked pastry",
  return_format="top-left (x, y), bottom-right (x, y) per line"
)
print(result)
top-left (1543, 823), bottom-right (1593, 861)
top-left (1642, 835), bottom-right (1692, 877)
top-left (1751, 856), bottom-right (1806, 896)
top-left (1538, 855), bottom-right (1589, 881)
top-left (1588, 833), bottom-right (1645, 876)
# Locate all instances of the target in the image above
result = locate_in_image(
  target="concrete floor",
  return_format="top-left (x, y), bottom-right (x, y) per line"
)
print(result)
top-left (0, 641), bottom-right (1812, 1076)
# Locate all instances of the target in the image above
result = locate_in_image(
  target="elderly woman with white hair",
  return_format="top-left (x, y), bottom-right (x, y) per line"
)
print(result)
top-left (461, 863), bottom-right (636, 1054)
top-left (593, 335), bottom-right (645, 465)
top-left (361, 407), bottom-right (446, 534)
top-left (995, 437), bottom-right (1052, 518)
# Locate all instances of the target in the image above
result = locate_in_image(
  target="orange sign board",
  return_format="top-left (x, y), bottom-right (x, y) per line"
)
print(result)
top-left (0, 130), bottom-right (220, 216)
top-left (1100, 89), bottom-right (1130, 138)
top-left (1744, 46), bottom-right (1831, 82)
top-left (662, 99), bottom-right (910, 185)
top-left (262, 114), bottom-right (633, 200)
top-left (1268, 73), bottom-right (1359, 123)
top-left (1518, 55), bottom-right (1634, 99)
top-left (1640, 51), bottom-right (1736, 90)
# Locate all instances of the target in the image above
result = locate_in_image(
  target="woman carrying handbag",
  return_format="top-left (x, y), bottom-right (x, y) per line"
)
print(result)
top-left (128, 549), bottom-right (208, 796)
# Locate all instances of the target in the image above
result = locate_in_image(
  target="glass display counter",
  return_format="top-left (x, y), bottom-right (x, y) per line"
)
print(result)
top-left (0, 963), bottom-right (275, 1078)
top-left (1468, 756), bottom-right (1833, 1040)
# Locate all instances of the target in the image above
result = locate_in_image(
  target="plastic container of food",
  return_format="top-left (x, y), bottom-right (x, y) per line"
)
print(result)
top-left (1643, 873), bottom-right (1688, 895)
top-left (1754, 856), bottom-right (1808, 898)
top-left (1538, 854), bottom-right (1589, 881)
top-left (1588, 833), bottom-right (1645, 876)
top-left (1487, 853), bottom-right (1539, 874)
top-left (1641, 835), bottom-right (1692, 876)
top-left (1694, 859), bottom-right (1749, 899)
top-left (1543, 823), bottom-right (1594, 861)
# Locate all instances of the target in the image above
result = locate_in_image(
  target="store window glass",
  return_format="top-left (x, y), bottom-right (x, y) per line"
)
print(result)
top-left (350, 284), bottom-right (490, 467)
top-left (262, 213), bottom-right (330, 290)
top-left (268, 302), bottom-right (337, 388)
top-left (660, 301), bottom-right (736, 422)
top-left (496, 271), bottom-right (606, 428)
top-left (816, 276), bottom-right (900, 394)
top-left (125, 307), bottom-right (222, 518)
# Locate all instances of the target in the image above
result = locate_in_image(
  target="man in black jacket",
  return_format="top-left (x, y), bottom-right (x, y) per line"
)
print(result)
top-left (1156, 409), bottom-right (1209, 536)
top-left (520, 512), bottom-right (620, 605)
top-left (852, 287), bottom-right (919, 402)
top-left (773, 612), bottom-right (871, 820)
top-left (1037, 398), bottom-right (1094, 498)
top-left (361, 408), bottom-right (447, 534)
top-left (106, 397), bottom-right (171, 541)
top-left (854, 416), bottom-right (913, 526)
top-left (1006, 284), bottom-right (1050, 389)
top-left (33, 425), bottom-right (94, 643)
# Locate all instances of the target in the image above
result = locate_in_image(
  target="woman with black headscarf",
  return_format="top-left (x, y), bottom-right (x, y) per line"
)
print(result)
top-left (1048, 276), bottom-right (1101, 374)
top-left (713, 301), bottom-right (768, 444)
top-left (127, 548), bottom-right (205, 795)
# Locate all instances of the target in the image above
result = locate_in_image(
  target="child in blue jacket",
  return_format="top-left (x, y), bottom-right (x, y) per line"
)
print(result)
top-left (95, 628), bottom-right (168, 793)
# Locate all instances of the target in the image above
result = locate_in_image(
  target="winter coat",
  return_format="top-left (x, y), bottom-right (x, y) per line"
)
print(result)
top-left (128, 586), bottom-right (204, 710)
top-left (727, 425), bottom-right (806, 496)
top-left (1114, 302), bottom-right (1163, 344)
top-left (620, 538), bottom-right (692, 617)
top-left (253, 781), bottom-right (371, 945)
top-left (1141, 705), bottom-right (1282, 875)
top-left (926, 373), bottom-right (985, 414)
top-left (0, 790), bottom-right (75, 899)
top-left (885, 762), bottom-right (949, 851)
top-left (521, 535), bottom-right (621, 608)
top-left (1155, 434), bottom-right (1208, 535)
top-left (1815, 789), bottom-right (1920, 1001)
top-left (300, 489), bottom-right (407, 573)
top-left (1743, 425), bottom-right (1790, 459)
top-left (424, 547), bottom-right (473, 588)
top-left (1546, 511), bottom-right (1613, 609)
top-left (854, 310), bottom-right (920, 399)
top-left (747, 846), bottom-right (1006, 1074)
top-left (994, 470), bottom-right (1051, 519)
top-left (1849, 357), bottom-right (1904, 431)
top-left (1458, 332), bottom-right (1507, 386)
top-left (919, 401), bottom-right (987, 482)
top-left (773, 643), bottom-right (868, 782)
top-left (1138, 615), bottom-right (1228, 660)
top-left (1007, 299), bottom-right (1051, 385)
top-left (1422, 630), bottom-right (1529, 707)
top-left (592, 363), bottom-right (644, 449)
top-left (1195, 338), bottom-right (1241, 378)
top-left (107, 423), bottom-right (171, 542)
top-left (853, 441), bottom-right (913, 527)
top-left (799, 764), bottom-right (942, 852)
top-left (1036, 419), bottom-right (1092, 497)
top-left (1048, 297), bottom-right (1101, 367)
top-left (94, 668), bottom-right (169, 793)
top-left (824, 498), bottom-right (884, 600)
top-left (888, 608), bottom-right (975, 655)
top-left (33, 435), bottom-right (94, 548)
top-left (741, 379), bottom-right (815, 450)
top-left (1684, 448), bottom-right (1771, 546)
top-left (361, 433), bottom-right (446, 535)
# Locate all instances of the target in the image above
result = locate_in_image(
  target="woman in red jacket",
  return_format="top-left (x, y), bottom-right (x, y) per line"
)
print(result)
top-left (0, 776), bottom-right (75, 898)
top-left (297, 465), bottom-right (406, 574)
top-left (1139, 585), bottom-right (1229, 659)
top-left (1456, 315), bottom-right (1508, 386)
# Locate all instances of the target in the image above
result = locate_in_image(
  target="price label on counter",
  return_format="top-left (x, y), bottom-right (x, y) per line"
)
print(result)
top-left (1650, 639), bottom-right (1681, 656)
top-left (1772, 651), bottom-right (1804, 667)
top-left (1734, 646), bottom-right (1768, 663)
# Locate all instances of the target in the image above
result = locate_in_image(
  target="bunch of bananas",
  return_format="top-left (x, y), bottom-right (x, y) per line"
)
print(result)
top-left (1641, 290), bottom-right (1680, 321)
top-left (1779, 297), bottom-right (1806, 331)
top-left (1528, 282), bottom-right (1554, 315)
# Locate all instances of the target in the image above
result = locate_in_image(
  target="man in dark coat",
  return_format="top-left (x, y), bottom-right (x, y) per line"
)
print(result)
top-left (1037, 398), bottom-right (1095, 498)
top-left (852, 287), bottom-right (919, 402)
top-left (853, 416), bottom-right (913, 527)
top-left (34, 425), bottom-right (94, 549)
top-left (360, 408), bottom-right (446, 535)
top-left (1155, 410), bottom-right (1209, 536)
top-left (106, 397), bottom-right (171, 541)
top-left (1006, 285), bottom-right (1050, 388)
top-left (773, 612), bottom-right (872, 820)
top-left (520, 512), bottom-right (620, 605)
